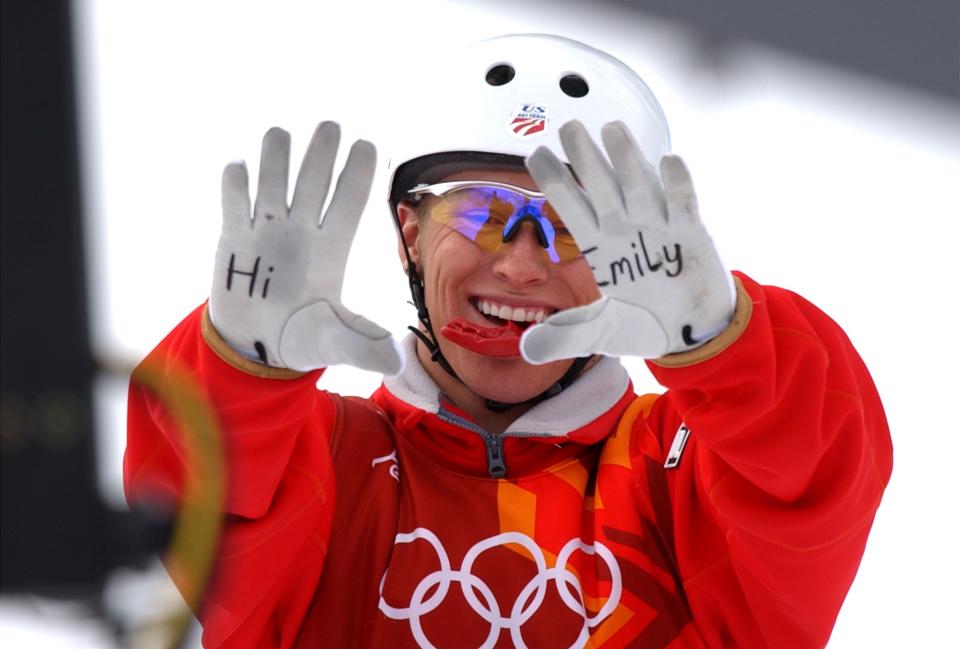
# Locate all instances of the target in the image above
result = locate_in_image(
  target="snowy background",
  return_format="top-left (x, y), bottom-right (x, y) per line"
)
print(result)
top-left (3, 0), bottom-right (958, 646)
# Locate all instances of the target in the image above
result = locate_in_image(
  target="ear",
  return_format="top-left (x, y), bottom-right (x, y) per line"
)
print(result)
top-left (396, 200), bottom-right (422, 275)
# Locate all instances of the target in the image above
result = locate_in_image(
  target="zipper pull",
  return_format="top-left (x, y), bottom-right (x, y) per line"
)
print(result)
top-left (484, 434), bottom-right (507, 478)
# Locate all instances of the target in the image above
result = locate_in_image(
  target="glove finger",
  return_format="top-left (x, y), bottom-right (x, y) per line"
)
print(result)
top-left (660, 155), bottom-right (700, 223)
top-left (601, 121), bottom-right (666, 222)
top-left (221, 161), bottom-right (252, 232)
top-left (290, 121), bottom-right (340, 226)
top-left (558, 120), bottom-right (625, 225)
top-left (279, 300), bottom-right (403, 374)
top-left (343, 335), bottom-right (405, 376)
top-left (526, 145), bottom-right (598, 252)
top-left (254, 127), bottom-right (291, 225)
top-left (320, 139), bottom-right (377, 266)
top-left (328, 302), bottom-right (404, 375)
top-left (520, 300), bottom-right (610, 364)
top-left (520, 298), bottom-right (670, 363)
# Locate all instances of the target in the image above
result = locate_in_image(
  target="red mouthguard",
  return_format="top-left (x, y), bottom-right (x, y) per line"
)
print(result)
top-left (440, 318), bottom-right (525, 357)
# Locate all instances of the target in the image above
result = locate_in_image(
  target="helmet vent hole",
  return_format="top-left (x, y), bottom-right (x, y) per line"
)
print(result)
top-left (559, 74), bottom-right (589, 98)
top-left (485, 64), bottom-right (515, 86)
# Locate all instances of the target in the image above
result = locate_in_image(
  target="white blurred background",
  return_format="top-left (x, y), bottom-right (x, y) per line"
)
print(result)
top-left (3, 0), bottom-right (958, 646)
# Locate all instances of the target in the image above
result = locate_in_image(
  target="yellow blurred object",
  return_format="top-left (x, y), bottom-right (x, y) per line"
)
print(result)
top-left (128, 357), bottom-right (225, 649)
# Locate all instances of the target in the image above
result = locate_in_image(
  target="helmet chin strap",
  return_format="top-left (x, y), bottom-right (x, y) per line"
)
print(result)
top-left (404, 263), bottom-right (461, 381)
top-left (397, 222), bottom-right (591, 412)
top-left (483, 355), bottom-right (592, 412)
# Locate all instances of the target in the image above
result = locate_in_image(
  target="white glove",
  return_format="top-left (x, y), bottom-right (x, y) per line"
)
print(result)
top-left (209, 122), bottom-right (403, 374)
top-left (520, 120), bottom-right (736, 364)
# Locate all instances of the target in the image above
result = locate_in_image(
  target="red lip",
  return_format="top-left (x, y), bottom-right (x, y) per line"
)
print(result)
top-left (441, 318), bottom-right (525, 357)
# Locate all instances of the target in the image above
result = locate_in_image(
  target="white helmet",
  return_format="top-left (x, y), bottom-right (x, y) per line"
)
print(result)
top-left (388, 33), bottom-right (671, 210)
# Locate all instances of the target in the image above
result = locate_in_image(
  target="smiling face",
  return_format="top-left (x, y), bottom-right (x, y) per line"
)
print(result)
top-left (397, 168), bottom-right (601, 406)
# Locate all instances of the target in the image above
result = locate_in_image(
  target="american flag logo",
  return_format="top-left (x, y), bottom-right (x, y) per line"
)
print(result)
top-left (506, 104), bottom-right (548, 139)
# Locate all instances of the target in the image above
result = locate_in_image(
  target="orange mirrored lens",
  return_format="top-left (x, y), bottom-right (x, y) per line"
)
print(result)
top-left (428, 187), bottom-right (582, 263)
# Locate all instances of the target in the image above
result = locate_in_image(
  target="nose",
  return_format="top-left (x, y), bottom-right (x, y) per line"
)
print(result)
top-left (491, 221), bottom-right (550, 287)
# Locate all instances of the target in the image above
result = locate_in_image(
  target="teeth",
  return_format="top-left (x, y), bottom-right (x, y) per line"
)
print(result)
top-left (477, 299), bottom-right (550, 323)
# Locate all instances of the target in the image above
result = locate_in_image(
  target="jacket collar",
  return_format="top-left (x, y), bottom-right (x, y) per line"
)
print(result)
top-left (383, 334), bottom-right (631, 439)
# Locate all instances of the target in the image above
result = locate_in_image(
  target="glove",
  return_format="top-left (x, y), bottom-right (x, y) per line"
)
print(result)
top-left (520, 120), bottom-right (736, 364)
top-left (208, 122), bottom-right (403, 374)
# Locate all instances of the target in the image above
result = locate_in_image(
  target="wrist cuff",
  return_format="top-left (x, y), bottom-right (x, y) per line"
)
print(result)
top-left (652, 275), bottom-right (753, 368)
top-left (201, 305), bottom-right (308, 380)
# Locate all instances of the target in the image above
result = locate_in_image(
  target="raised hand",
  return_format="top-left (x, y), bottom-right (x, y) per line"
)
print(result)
top-left (521, 120), bottom-right (736, 364)
top-left (208, 122), bottom-right (402, 374)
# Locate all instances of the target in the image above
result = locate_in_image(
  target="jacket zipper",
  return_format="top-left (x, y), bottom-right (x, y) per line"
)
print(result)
top-left (436, 408), bottom-right (508, 478)
top-left (482, 434), bottom-right (507, 478)
top-left (436, 405), bottom-right (558, 478)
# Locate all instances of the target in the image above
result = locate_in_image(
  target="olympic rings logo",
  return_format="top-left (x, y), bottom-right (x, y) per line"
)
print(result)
top-left (378, 528), bottom-right (622, 649)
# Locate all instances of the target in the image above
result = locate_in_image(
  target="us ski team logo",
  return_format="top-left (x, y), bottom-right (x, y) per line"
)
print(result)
top-left (507, 104), bottom-right (548, 139)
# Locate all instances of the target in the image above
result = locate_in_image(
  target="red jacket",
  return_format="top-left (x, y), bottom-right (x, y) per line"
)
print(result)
top-left (124, 273), bottom-right (892, 648)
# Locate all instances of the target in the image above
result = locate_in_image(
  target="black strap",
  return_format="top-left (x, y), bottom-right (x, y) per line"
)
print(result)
top-left (407, 324), bottom-right (460, 381)
top-left (484, 355), bottom-right (591, 412)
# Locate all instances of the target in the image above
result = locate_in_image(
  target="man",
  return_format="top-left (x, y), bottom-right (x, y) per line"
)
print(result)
top-left (125, 34), bottom-right (892, 648)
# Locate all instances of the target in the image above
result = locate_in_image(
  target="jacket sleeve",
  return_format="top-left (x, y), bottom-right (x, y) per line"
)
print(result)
top-left (124, 303), bottom-right (336, 649)
top-left (643, 272), bottom-right (893, 648)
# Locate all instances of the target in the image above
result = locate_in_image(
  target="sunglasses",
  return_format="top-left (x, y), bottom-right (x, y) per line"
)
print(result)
top-left (407, 181), bottom-right (582, 264)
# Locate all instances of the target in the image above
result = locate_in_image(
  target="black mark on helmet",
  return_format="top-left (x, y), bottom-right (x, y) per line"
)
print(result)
top-left (486, 64), bottom-right (515, 86)
top-left (559, 74), bottom-right (589, 98)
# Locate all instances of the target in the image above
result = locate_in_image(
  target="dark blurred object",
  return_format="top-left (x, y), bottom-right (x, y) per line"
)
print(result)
top-left (1, 0), bottom-right (169, 595)
top-left (611, 0), bottom-right (960, 99)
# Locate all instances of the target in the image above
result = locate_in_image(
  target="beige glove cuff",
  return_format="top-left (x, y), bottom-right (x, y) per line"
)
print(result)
top-left (651, 276), bottom-right (753, 369)
top-left (201, 305), bottom-right (308, 380)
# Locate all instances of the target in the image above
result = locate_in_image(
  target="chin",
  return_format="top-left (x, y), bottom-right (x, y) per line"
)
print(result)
top-left (453, 350), bottom-right (572, 404)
